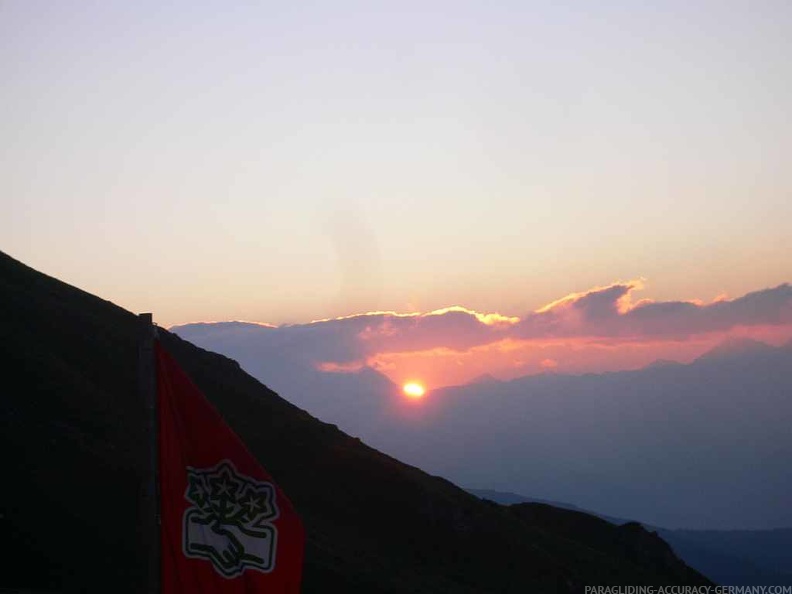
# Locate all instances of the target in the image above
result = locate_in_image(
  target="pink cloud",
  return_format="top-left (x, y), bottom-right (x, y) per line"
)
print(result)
top-left (517, 281), bottom-right (792, 339)
top-left (172, 281), bottom-right (792, 387)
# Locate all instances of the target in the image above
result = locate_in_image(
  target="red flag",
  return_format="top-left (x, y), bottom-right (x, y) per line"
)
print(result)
top-left (156, 342), bottom-right (304, 593)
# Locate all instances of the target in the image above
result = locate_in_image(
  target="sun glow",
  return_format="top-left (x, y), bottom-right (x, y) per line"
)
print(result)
top-left (402, 382), bottom-right (426, 399)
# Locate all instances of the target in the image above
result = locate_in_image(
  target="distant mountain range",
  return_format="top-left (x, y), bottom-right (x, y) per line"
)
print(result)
top-left (1, 249), bottom-right (711, 591)
top-left (174, 319), bottom-right (792, 531)
top-left (411, 336), bottom-right (792, 531)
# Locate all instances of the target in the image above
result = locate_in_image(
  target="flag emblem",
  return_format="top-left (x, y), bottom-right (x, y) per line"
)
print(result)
top-left (156, 340), bottom-right (304, 592)
top-left (183, 460), bottom-right (280, 578)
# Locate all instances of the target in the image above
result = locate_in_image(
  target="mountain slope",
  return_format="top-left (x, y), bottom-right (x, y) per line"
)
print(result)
top-left (469, 488), bottom-right (792, 586)
top-left (0, 250), bottom-right (711, 592)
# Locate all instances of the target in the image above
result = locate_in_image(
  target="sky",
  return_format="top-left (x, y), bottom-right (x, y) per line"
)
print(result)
top-left (3, 1), bottom-right (790, 341)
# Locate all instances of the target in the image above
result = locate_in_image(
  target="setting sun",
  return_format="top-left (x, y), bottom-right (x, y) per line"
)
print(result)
top-left (402, 382), bottom-right (426, 399)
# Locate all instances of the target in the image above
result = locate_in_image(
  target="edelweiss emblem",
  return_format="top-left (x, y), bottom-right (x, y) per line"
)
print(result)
top-left (183, 460), bottom-right (279, 577)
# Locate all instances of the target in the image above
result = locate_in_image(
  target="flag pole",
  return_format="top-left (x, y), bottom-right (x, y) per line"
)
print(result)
top-left (138, 313), bottom-right (160, 594)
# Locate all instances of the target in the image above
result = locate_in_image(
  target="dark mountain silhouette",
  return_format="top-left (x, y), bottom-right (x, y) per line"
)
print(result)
top-left (469, 489), bottom-right (792, 586)
top-left (466, 488), bottom-right (627, 524)
top-left (179, 317), bottom-right (792, 530)
top-left (0, 250), bottom-right (711, 592)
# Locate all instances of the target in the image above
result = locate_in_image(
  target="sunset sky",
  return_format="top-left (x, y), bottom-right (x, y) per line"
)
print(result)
top-left (174, 281), bottom-right (792, 389)
top-left (3, 1), bottom-right (790, 385)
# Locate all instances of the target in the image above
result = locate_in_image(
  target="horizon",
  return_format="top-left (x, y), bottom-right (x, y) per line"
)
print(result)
top-left (168, 278), bottom-right (792, 389)
top-left (5, 245), bottom-right (789, 390)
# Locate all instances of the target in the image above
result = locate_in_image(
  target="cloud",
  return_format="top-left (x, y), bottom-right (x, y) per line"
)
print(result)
top-left (517, 281), bottom-right (792, 339)
top-left (171, 281), bottom-right (792, 386)
top-left (354, 306), bottom-right (513, 354)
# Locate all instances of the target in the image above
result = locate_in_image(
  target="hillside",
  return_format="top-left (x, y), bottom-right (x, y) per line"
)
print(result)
top-left (469, 489), bottom-right (792, 586)
top-left (0, 250), bottom-right (711, 592)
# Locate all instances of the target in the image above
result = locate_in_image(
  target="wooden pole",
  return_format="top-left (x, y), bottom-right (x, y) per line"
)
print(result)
top-left (138, 313), bottom-right (160, 594)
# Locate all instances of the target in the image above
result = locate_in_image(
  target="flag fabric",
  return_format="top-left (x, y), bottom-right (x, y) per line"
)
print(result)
top-left (156, 341), bottom-right (304, 593)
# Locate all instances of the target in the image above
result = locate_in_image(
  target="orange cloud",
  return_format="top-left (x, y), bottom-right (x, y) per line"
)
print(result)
top-left (172, 281), bottom-right (792, 389)
top-left (425, 306), bottom-right (520, 326)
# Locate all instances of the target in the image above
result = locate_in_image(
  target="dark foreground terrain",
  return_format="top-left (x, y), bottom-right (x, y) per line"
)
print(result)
top-left (0, 250), bottom-right (711, 592)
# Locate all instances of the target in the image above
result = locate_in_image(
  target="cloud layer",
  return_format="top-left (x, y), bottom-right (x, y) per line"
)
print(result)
top-left (517, 281), bottom-right (792, 339)
top-left (172, 281), bottom-right (792, 386)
